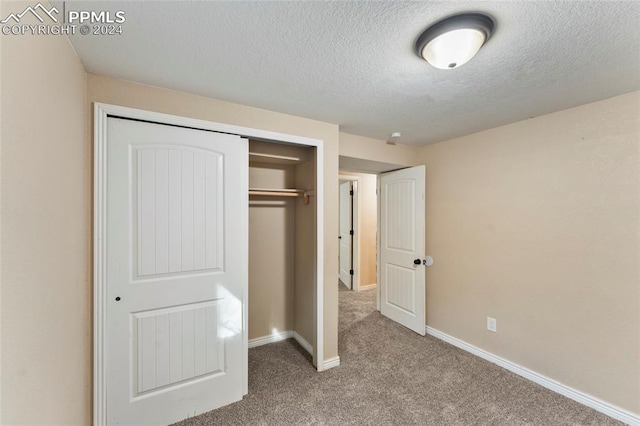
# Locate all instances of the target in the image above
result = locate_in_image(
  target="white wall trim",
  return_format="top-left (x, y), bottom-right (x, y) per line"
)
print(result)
top-left (247, 331), bottom-right (314, 358)
top-left (315, 140), bottom-right (324, 371)
top-left (93, 102), bottom-right (325, 425)
top-left (358, 283), bottom-right (377, 292)
top-left (375, 175), bottom-right (381, 312)
top-left (93, 104), bottom-right (108, 426)
top-left (425, 326), bottom-right (640, 426)
top-left (245, 330), bottom-right (332, 371)
top-left (293, 331), bottom-right (314, 356)
top-left (248, 331), bottom-right (294, 348)
top-left (322, 356), bottom-right (340, 370)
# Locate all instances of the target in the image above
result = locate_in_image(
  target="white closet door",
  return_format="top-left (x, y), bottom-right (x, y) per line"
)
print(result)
top-left (106, 117), bottom-right (247, 425)
top-left (379, 166), bottom-right (426, 335)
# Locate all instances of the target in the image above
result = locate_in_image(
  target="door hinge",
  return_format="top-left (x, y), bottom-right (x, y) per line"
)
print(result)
top-left (349, 229), bottom-right (354, 236)
top-left (350, 189), bottom-right (354, 196)
top-left (349, 269), bottom-right (354, 275)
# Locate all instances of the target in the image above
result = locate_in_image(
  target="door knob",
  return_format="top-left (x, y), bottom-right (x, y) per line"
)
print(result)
top-left (413, 259), bottom-right (421, 265)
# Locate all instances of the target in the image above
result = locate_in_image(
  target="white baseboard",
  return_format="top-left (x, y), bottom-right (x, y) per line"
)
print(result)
top-left (292, 332), bottom-right (339, 372)
top-left (248, 330), bottom-right (293, 348)
top-left (248, 331), bottom-right (339, 374)
top-left (249, 330), bottom-right (315, 358)
top-left (425, 326), bottom-right (639, 426)
top-left (358, 283), bottom-right (377, 292)
top-left (323, 356), bottom-right (340, 370)
top-left (293, 331), bottom-right (313, 356)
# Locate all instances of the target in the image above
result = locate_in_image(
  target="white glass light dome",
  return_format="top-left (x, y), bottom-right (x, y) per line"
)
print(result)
top-left (422, 28), bottom-right (486, 69)
top-left (416, 13), bottom-right (494, 70)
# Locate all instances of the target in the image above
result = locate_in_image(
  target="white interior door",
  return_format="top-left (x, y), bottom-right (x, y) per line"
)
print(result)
top-left (339, 180), bottom-right (353, 288)
top-left (106, 117), bottom-right (248, 425)
top-left (379, 166), bottom-right (426, 335)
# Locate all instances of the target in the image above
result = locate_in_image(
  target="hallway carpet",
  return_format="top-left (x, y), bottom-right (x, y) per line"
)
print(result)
top-left (175, 284), bottom-right (621, 425)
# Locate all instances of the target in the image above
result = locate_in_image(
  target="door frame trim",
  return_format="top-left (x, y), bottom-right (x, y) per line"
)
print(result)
top-left (93, 102), bottom-right (325, 425)
top-left (376, 175), bottom-right (381, 311)
top-left (338, 175), bottom-right (360, 291)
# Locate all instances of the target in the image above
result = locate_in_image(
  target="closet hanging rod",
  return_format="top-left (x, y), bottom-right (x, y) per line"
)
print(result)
top-left (249, 191), bottom-right (300, 197)
top-left (249, 188), bottom-right (303, 193)
top-left (248, 188), bottom-right (312, 204)
top-left (249, 152), bottom-right (302, 163)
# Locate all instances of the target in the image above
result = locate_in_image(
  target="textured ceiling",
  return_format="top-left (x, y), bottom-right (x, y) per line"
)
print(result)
top-left (63, 1), bottom-right (640, 145)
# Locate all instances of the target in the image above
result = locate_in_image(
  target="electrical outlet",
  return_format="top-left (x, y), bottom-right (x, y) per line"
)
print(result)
top-left (487, 316), bottom-right (497, 333)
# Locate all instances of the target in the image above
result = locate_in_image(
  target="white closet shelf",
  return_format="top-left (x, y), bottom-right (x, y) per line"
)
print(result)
top-left (249, 188), bottom-right (313, 204)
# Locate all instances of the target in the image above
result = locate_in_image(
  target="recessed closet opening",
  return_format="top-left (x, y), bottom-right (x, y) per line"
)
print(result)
top-left (94, 103), bottom-right (325, 424)
top-left (247, 140), bottom-right (317, 368)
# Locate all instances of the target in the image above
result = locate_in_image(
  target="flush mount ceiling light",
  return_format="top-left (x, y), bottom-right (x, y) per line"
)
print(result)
top-left (415, 13), bottom-right (494, 70)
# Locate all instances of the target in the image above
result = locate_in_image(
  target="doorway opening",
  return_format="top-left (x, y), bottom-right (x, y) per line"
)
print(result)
top-left (338, 172), bottom-right (378, 292)
top-left (338, 155), bottom-right (408, 296)
top-left (337, 155), bottom-right (427, 339)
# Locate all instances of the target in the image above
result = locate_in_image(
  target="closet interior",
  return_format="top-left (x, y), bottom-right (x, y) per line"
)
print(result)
top-left (248, 140), bottom-right (317, 365)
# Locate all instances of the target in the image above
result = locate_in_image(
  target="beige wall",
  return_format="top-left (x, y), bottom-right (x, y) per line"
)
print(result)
top-left (420, 91), bottom-right (640, 414)
top-left (87, 74), bottom-right (340, 361)
top-left (1, 1), bottom-right (91, 423)
top-left (339, 132), bottom-right (421, 166)
top-left (339, 171), bottom-right (377, 287)
top-left (248, 163), bottom-right (296, 339)
top-left (295, 156), bottom-right (317, 349)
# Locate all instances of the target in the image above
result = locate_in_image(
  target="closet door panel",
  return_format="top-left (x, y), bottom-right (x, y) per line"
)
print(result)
top-left (106, 117), bottom-right (247, 425)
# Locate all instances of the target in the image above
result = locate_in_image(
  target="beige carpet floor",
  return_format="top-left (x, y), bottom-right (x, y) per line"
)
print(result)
top-left (175, 283), bottom-right (621, 425)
